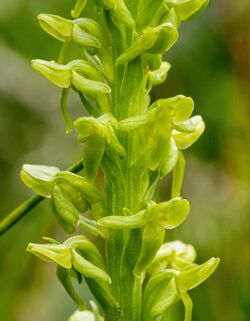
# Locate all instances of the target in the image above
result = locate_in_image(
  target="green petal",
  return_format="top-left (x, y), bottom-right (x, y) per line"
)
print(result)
top-left (72, 71), bottom-right (111, 95)
top-left (176, 257), bottom-right (220, 291)
top-left (72, 24), bottom-right (101, 48)
top-left (72, 250), bottom-right (111, 283)
top-left (98, 210), bottom-right (145, 229)
top-left (173, 115), bottom-right (205, 149)
top-left (148, 61), bottom-right (171, 87)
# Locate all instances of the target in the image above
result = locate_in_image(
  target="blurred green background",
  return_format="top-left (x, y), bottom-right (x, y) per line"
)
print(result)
top-left (0, 0), bottom-right (249, 320)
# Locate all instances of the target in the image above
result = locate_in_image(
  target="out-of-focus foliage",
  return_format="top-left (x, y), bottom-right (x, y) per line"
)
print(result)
top-left (0, 0), bottom-right (249, 321)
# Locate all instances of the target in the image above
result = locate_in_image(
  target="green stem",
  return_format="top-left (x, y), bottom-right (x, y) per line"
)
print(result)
top-left (0, 161), bottom-right (83, 236)
top-left (104, 55), bottom-right (148, 320)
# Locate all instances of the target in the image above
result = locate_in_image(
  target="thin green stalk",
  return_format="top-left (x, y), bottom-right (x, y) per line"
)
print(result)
top-left (0, 161), bottom-right (83, 236)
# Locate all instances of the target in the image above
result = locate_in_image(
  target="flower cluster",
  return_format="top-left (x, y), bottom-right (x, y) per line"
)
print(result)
top-left (19, 0), bottom-right (219, 320)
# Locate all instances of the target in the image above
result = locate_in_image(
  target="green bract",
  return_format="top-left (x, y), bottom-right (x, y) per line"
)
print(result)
top-left (3, 1), bottom-right (220, 320)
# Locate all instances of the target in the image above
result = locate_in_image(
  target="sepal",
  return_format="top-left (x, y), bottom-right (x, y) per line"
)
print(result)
top-left (149, 95), bottom-right (194, 123)
top-left (38, 14), bottom-right (73, 42)
top-left (31, 60), bottom-right (71, 88)
top-left (176, 257), bottom-right (220, 292)
top-left (146, 197), bottom-right (190, 229)
top-left (27, 243), bottom-right (72, 268)
top-left (165, 0), bottom-right (209, 21)
top-left (20, 164), bottom-right (60, 197)
top-left (71, 70), bottom-right (111, 95)
top-left (72, 250), bottom-right (111, 283)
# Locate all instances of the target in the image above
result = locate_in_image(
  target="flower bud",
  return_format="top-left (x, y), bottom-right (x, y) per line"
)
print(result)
top-left (27, 242), bottom-right (72, 268)
top-left (20, 164), bottom-right (60, 197)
